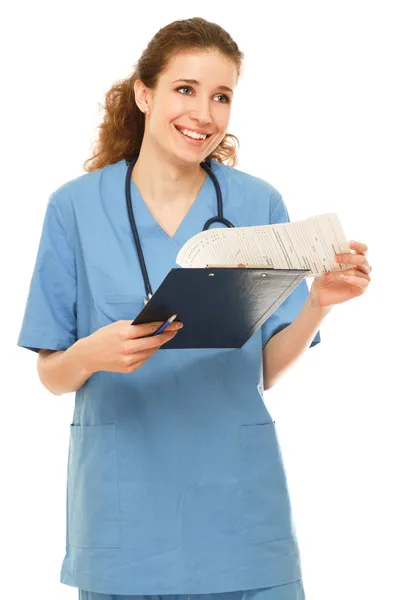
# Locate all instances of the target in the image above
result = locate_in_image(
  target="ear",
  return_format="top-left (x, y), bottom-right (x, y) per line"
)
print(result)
top-left (134, 79), bottom-right (151, 114)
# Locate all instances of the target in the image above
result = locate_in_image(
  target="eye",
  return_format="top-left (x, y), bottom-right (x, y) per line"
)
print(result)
top-left (215, 94), bottom-right (231, 104)
top-left (176, 86), bottom-right (193, 95)
top-left (175, 85), bottom-right (231, 104)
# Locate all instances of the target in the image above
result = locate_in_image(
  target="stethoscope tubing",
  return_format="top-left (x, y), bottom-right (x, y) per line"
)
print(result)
top-left (125, 155), bottom-right (234, 301)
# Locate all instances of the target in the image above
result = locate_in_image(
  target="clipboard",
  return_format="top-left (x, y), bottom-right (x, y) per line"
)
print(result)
top-left (131, 267), bottom-right (310, 349)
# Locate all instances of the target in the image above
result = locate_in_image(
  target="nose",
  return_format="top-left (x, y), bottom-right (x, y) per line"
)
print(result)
top-left (190, 96), bottom-right (212, 125)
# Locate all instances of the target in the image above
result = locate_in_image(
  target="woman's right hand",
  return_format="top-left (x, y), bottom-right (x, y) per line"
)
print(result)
top-left (82, 319), bottom-right (183, 375)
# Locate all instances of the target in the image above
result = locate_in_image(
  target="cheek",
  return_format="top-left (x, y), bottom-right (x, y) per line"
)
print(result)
top-left (152, 95), bottom-right (184, 127)
top-left (150, 113), bottom-right (175, 137)
top-left (166, 94), bottom-right (188, 118)
top-left (213, 106), bottom-right (231, 131)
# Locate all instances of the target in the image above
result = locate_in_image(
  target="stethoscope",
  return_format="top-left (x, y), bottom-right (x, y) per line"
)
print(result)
top-left (125, 154), bottom-right (234, 304)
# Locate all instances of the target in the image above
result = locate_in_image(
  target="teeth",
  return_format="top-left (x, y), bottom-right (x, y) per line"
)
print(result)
top-left (179, 128), bottom-right (207, 140)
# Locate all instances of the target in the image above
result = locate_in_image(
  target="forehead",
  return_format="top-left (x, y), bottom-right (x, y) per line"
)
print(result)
top-left (161, 50), bottom-right (238, 88)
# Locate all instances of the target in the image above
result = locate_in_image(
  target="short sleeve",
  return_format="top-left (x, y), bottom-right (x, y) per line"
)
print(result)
top-left (261, 192), bottom-right (321, 349)
top-left (17, 193), bottom-right (77, 354)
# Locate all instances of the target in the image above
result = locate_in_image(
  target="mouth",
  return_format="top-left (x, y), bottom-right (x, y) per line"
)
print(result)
top-left (174, 125), bottom-right (213, 145)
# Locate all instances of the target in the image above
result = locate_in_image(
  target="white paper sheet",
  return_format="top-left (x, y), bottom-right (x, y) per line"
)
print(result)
top-left (176, 213), bottom-right (352, 277)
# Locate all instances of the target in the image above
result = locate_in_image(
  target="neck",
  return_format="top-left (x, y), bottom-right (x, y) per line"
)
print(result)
top-left (131, 137), bottom-right (206, 207)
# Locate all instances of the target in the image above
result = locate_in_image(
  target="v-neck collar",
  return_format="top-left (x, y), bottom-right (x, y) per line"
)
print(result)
top-left (129, 164), bottom-right (213, 250)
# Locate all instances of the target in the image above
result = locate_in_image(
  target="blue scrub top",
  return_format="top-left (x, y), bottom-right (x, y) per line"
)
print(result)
top-left (17, 158), bottom-right (320, 596)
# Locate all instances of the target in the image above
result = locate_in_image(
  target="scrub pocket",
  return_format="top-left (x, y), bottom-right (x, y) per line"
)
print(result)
top-left (102, 293), bottom-right (143, 325)
top-left (67, 423), bottom-right (121, 548)
top-left (240, 421), bottom-right (294, 543)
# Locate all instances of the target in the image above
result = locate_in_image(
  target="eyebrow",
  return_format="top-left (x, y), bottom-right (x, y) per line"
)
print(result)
top-left (172, 78), bottom-right (233, 94)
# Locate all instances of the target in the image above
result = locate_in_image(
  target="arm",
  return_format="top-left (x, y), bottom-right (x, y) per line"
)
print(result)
top-left (263, 292), bottom-right (332, 390)
top-left (37, 338), bottom-right (93, 396)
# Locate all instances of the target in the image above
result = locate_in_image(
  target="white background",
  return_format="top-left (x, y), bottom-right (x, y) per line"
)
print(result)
top-left (3, 1), bottom-right (399, 599)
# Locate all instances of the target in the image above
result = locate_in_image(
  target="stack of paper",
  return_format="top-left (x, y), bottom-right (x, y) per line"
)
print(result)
top-left (176, 213), bottom-right (352, 277)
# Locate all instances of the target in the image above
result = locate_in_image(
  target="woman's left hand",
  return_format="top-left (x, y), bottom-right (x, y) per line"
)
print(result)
top-left (310, 240), bottom-right (372, 309)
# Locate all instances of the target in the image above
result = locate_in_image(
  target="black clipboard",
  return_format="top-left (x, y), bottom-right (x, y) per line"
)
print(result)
top-left (131, 267), bottom-right (310, 349)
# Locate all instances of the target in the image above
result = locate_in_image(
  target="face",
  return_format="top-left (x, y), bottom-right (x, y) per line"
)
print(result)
top-left (135, 50), bottom-right (238, 165)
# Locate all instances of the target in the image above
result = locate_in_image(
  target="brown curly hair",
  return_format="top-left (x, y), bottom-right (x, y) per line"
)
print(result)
top-left (83, 17), bottom-right (244, 173)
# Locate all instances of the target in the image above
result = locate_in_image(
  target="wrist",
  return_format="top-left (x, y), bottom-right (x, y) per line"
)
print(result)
top-left (308, 285), bottom-right (333, 316)
top-left (70, 335), bottom-right (97, 378)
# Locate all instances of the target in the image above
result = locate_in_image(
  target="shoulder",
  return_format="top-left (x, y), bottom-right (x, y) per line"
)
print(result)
top-left (48, 159), bottom-right (122, 224)
top-left (211, 159), bottom-right (284, 221)
top-left (51, 160), bottom-right (118, 210)
top-left (43, 160), bottom-right (121, 248)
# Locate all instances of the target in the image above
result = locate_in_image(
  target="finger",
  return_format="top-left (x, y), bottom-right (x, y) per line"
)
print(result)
top-left (349, 240), bottom-right (368, 254)
top-left (337, 252), bottom-right (371, 270)
top-left (326, 268), bottom-right (370, 284)
top-left (336, 263), bottom-right (372, 275)
top-left (357, 262), bottom-right (372, 275)
top-left (339, 267), bottom-right (371, 278)
top-left (337, 271), bottom-right (370, 287)
top-left (127, 329), bottom-right (180, 353)
top-left (125, 357), bottom-right (149, 372)
top-left (125, 347), bottom-right (158, 364)
top-left (129, 320), bottom-right (182, 339)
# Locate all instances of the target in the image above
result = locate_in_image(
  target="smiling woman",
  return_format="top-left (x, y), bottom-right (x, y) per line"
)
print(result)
top-left (83, 19), bottom-right (242, 174)
top-left (17, 16), bottom-right (317, 600)
top-left (121, 49), bottom-right (239, 213)
top-left (126, 48), bottom-right (240, 237)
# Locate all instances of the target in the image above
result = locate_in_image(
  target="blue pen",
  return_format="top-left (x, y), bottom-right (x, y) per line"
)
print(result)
top-left (150, 314), bottom-right (178, 336)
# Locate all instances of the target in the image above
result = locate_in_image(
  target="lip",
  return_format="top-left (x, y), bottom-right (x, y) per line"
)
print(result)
top-left (174, 125), bottom-right (210, 147)
top-left (174, 125), bottom-right (212, 137)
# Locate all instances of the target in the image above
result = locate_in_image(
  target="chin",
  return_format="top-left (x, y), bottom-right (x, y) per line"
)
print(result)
top-left (170, 147), bottom-right (205, 167)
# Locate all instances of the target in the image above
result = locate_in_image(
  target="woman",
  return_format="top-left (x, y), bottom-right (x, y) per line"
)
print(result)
top-left (17, 17), bottom-right (372, 600)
